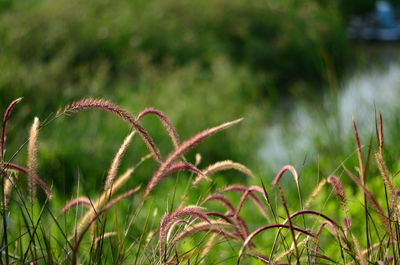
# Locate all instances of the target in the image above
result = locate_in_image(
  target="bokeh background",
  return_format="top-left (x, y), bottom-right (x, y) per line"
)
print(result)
top-left (1, 0), bottom-right (400, 199)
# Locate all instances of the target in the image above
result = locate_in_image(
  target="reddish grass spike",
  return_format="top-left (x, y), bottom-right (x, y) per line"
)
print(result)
top-left (283, 209), bottom-right (339, 228)
top-left (172, 221), bottom-right (238, 243)
top-left (221, 184), bottom-right (269, 219)
top-left (158, 206), bottom-right (210, 256)
top-left (314, 221), bottom-right (338, 264)
top-left (60, 197), bottom-right (92, 214)
top-left (192, 160), bottom-right (255, 185)
top-left (1, 98), bottom-right (22, 160)
top-left (144, 118), bottom-right (242, 198)
top-left (202, 193), bottom-right (235, 213)
top-left (240, 224), bottom-right (315, 253)
top-left (161, 161), bottom-right (204, 179)
top-left (61, 98), bottom-right (162, 163)
top-left (235, 186), bottom-right (268, 219)
top-left (327, 175), bottom-right (346, 206)
top-left (352, 119), bottom-right (364, 181)
top-left (343, 217), bottom-right (352, 237)
top-left (144, 162), bottom-right (203, 197)
top-left (272, 165), bottom-right (299, 186)
top-left (344, 166), bottom-right (392, 237)
top-left (136, 108), bottom-right (180, 148)
top-left (3, 162), bottom-right (53, 199)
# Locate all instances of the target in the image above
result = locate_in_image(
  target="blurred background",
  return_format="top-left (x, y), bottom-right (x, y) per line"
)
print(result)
top-left (1, 0), bottom-right (400, 197)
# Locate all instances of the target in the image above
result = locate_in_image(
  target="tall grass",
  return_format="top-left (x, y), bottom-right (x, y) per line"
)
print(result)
top-left (1, 98), bottom-right (399, 264)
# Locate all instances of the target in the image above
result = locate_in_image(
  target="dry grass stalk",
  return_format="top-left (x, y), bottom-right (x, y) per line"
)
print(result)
top-left (327, 176), bottom-right (346, 207)
top-left (77, 168), bottom-right (134, 233)
top-left (72, 186), bottom-right (140, 265)
top-left (60, 197), bottom-right (92, 214)
top-left (248, 252), bottom-right (270, 264)
top-left (136, 108), bottom-right (180, 148)
top-left (305, 178), bottom-right (327, 208)
top-left (235, 186), bottom-right (269, 219)
top-left (274, 236), bottom-right (311, 263)
top-left (282, 210), bottom-right (339, 228)
top-left (160, 161), bottom-right (203, 181)
top-left (200, 233), bottom-right (217, 258)
top-left (314, 221), bottom-right (338, 264)
top-left (345, 167), bottom-right (392, 237)
top-left (346, 241), bottom-right (395, 265)
top-left (239, 224), bottom-right (315, 260)
top-left (3, 162), bottom-right (52, 198)
top-left (3, 169), bottom-right (18, 209)
top-left (172, 220), bottom-right (236, 243)
top-left (353, 120), bottom-right (365, 182)
top-left (94, 232), bottom-right (117, 245)
top-left (144, 118), bottom-right (242, 198)
top-left (158, 206), bottom-right (210, 256)
top-left (60, 98), bottom-right (162, 162)
top-left (279, 187), bottom-right (301, 265)
top-left (376, 112), bottom-right (384, 153)
top-left (343, 217), bottom-right (352, 238)
top-left (272, 165), bottom-right (299, 186)
top-left (352, 234), bottom-right (367, 265)
top-left (192, 160), bottom-right (255, 185)
top-left (105, 132), bottom-right (135, 190)
top-left (1, 98), bottom-right (22, 159)
top-left (202, 193), bottom-right (235, 213)
top-left (206, 211), bottom-right (251, 243)
top-left (375, 152), bottom-right (395, 208)
top-left (28, 117), bottom-right (39, 200)
top-left (221, 184), bottom-right (268, 219)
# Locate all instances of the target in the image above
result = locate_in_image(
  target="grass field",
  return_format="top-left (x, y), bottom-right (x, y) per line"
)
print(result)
top-left (1, 98), bottom-right (399, 264)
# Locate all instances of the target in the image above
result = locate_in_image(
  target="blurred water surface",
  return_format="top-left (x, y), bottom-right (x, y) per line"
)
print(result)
top-left (261, 44), bottom-right (400, 172)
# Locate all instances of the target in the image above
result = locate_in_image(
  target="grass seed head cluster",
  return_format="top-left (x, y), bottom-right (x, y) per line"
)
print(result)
top-left (0, 98), bottom-right (400, 264)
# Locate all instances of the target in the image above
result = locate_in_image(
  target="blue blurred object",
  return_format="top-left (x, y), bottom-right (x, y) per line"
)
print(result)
top-left (376, 0), bottom-right (395, 28)
top-left (348, 0), bottom-right (400, 41)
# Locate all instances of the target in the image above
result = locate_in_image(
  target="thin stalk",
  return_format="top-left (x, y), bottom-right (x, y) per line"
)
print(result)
top-left (279, 188), bottom-right (301, 264)
top-left (1, 174), bottom-right (9, 265)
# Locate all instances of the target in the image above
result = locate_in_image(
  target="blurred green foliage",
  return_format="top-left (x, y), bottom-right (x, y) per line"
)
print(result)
top-left (0, 0), bottom-right (349, 193)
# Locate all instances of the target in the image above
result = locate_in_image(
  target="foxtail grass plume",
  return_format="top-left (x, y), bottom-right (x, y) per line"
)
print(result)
top-left (60, 98), bottom-right (162, 162)
top-left (144, 118), bottom-right (242, 198)
top-left (193, 160), bottom-right (255, 185)
top-left (60, 197), bottom-right (92, 214)
top-left (305, 178), bottom-right (327, 208)
top-left (352, 234), bottom-right (367, 265)
top-left (1, 98), bottom-right (22, 160)
top-left (2, 170), bottom-right (17, 209)
top-left (172, 220), bottom-right (236, 243)
top-left (221, 184), bottom-right (268, 219)
top-left (235, 186), bottom-right (269, 219)
top-left (327, 176), bottom-right (346, 206)
top-left (3, 162), bottom-right (52, 198)
top-left (272, 165), bottom-right (299, 186)
top-left (375, 152), bottom-right (395, 205)
top-left (202, 193), bottom-right (235, 213)
top-left (343, 217), bottom-right (352, 238)
top-left (238, 224), bottom-right (315, 262)
top-left (105, 132), bottom-right (135, 190)
top-left (28, 117), bottom-right (39, 200)
top-left (158, 206), bottom-right (210, 257)
top-left (136, 108), bottom-right (180, 148)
